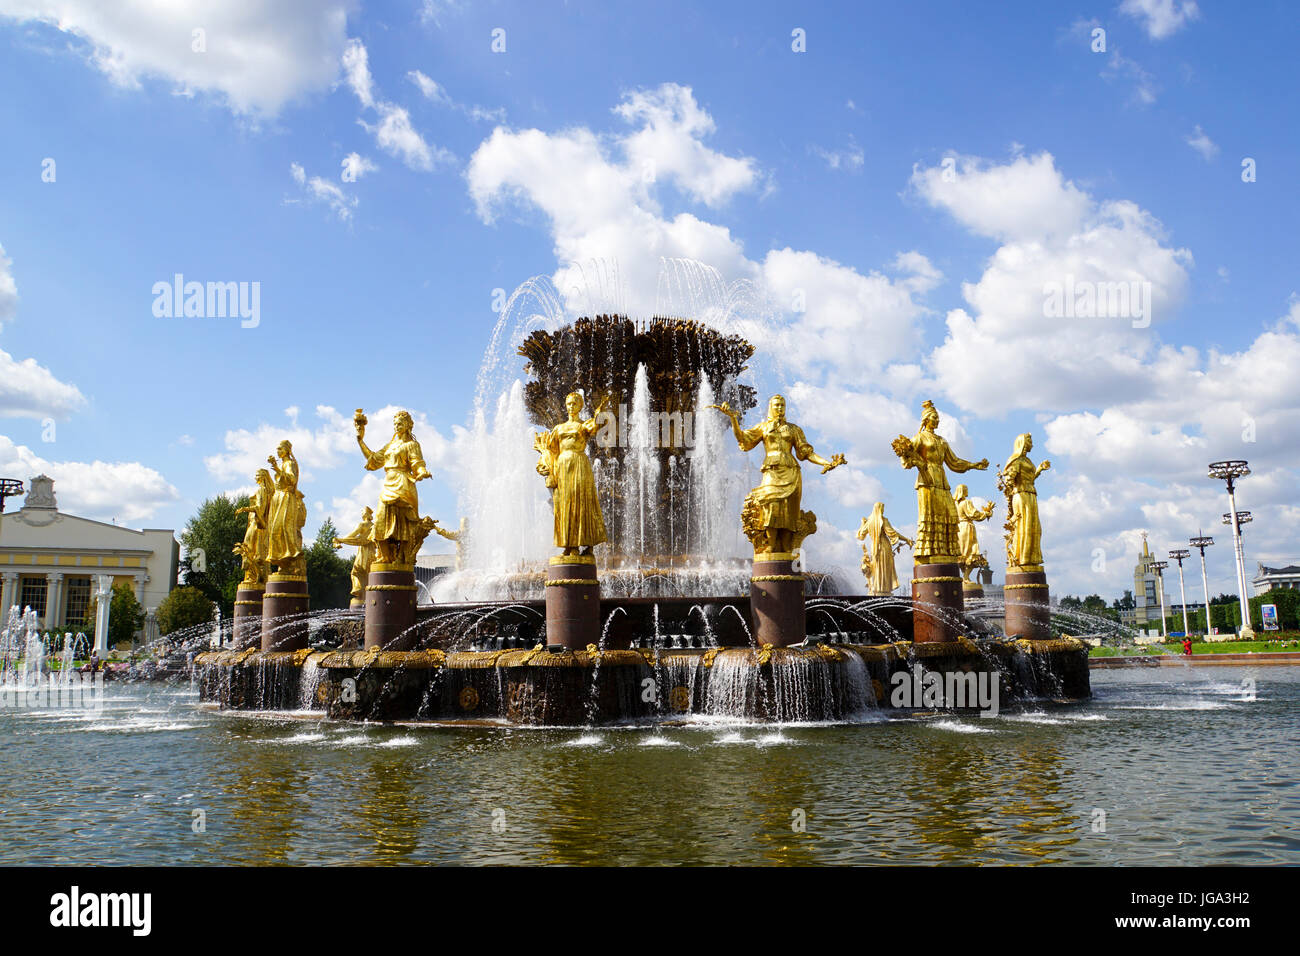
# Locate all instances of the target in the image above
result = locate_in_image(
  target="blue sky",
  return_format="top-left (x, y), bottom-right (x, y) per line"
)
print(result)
top-left (0, 0), bottom-right (1296, 601)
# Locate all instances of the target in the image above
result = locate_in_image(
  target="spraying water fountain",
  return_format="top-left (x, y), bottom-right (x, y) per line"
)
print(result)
top-left (196, 263), bottom-right (1090, 725)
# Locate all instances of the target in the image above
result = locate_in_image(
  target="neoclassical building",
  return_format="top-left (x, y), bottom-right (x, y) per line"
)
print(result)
top-left (0, 475), bottom-right (179, 631)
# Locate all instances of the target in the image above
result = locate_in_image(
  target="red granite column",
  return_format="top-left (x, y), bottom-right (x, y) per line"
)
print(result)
top-left (911, 561), bottom-right (964, 643)
top-left (545, 557), bottom-right (600, 650)
top-left (750, 553), bottom-right (805, 647)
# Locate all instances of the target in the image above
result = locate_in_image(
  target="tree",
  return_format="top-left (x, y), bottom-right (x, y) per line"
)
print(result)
top-left (156, 585), bottom-right (215, 636)
top-left (1059, 595), bottom-right (1083, 611)
top-left (306, 519), bottom-right (353, 610)
top-left (107, 583), bottom-right (144, 649)
top-left (180, 494), bottom-right (249, 618)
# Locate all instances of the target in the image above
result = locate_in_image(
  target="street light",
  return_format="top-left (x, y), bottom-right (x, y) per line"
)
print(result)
top-left (1169, 549), bottom-right (1191, 638)
top-left (1222, 510), bottom-right (1253, 638)
top-left (1190, 532), bottom-right (1214, 635)
top-left (0, 478), bottom-right (23, 514)
top-left (1151, 559), bottom-right (1169, 640)
top-left (1208, 460), bottom-right (1255, 639)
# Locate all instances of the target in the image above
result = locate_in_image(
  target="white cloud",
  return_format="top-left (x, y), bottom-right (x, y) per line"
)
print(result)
top-left (340, 35), bottom-right (374, 108)
top-left (340, 151), bottom-right (376, 181)
top-left (1119, 0), bottom-right (1200, 40)
top-left (361, 102), bottom-right (453, 171)
top-left (1185, 124), bottom-right (1218, 161)
top-left (0, 0), bottom-right (356, 117)
top-left (408, 68), bottom-right (504, 123)
top-left (407, 69), bottom-right (446, 104)
top-left (1102, 50), bottom-right (1158, 106)
top-left (614, 84), bottom-right (759, 207)
top-left (0, 434), bottom-right (178, 524)
top-left (0, 242), bottom-right (87, 419)
top-left (913, 151), bottom-right (1193, 414)
top-left (810, 141), bottom-right (864, 171)
top-left (342, 41), bottom-right (454, 171)
top-left (288, 162), bottom-right (357, 221)
top-left (0, 243), bottom-right (16, 322)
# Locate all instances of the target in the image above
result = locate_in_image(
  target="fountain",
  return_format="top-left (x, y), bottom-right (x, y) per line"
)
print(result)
top-left (196, 269), bottom-right (1090, 725)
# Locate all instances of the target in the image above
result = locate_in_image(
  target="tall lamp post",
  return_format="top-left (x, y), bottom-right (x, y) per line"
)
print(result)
top-left (1209, 460), bottom-right (1254, 639)
top-left (1223, 509), bottom-right (1254, 638)
top-left (1190, 532), bottom-right (1214, 635)
top-left (1169, 549), bottom-right (1191, 638)
top-left (1151, 559), bottom-right (1169, 640)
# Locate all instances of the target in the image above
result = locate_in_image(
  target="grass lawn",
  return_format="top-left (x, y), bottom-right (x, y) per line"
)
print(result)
top-left (1089, 640), bottom-right (1300, 657)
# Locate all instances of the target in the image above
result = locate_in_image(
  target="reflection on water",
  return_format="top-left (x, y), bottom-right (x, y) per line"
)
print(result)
top-left (0, 668), bottom-right (1297, 865)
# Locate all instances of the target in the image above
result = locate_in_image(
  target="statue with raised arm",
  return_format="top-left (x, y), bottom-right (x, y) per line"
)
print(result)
top-left (954, 484), bottom-right (996, 583)
top-left (857, 502), bottom-right (913, 595)
top-left (265, 441), bottom-right (307, 576)
top-left (333, 506), bottom-right (375, 606)
top-left (435, 516), bottom-right (469, 571)
top-left (891, 400), bottom-right (988, 565)
top-left (713, 394), bottom-right (845, 557)
top-left (533, 391), bottom-right (608, 556)
top-left (233, 468), bottom-right (273, 587)
top-left (997, 433), bottom-right (1051, 570)
top-left (355, 409), bottom-right (435, 568)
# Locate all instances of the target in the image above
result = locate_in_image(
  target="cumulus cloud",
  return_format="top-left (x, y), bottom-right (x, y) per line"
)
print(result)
top-left (912, 151), bottom-right (1193, 414)
top-left (1119, 0), bottom-right (1200, 40)
top-left (0, 434), bottom-right (178, 524)
top-left (1185, 124), bottom-right (1218, 161)
top-left (340, 151), bottom-right (376, 181)
top-left (0, 0), bottom-right (356, 117)
top-left (0, 242), bottom-right (87, 419)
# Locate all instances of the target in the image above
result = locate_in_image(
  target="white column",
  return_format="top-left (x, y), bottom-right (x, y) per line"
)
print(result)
top-left (1176, 563), bottom-right (1190, 637)
top-left (1198, 550), bottom-right (1212, 635)
top-left (45, 572), bottom-right (63, 630)
top-left (1227, 490), bottom-right (1253, 638)
top-left (93, 574), bottom-right (113, 655)
top-left (0, 572), bottom-right (16, 614)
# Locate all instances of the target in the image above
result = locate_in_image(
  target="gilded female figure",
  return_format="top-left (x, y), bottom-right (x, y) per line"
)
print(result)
top-left (233, 468), bottom-right (273, 586)
top-left (333, 506), bottom-right (375, 605)
top-left (265, 441), bottom-right (306, 575)
top-left (857, 502), bottom-right (913, 595)
top-left (998, 433), bottom-right (1050, 569)
top-left (891, 400), bottom-right (988, 565)
top-left (714, 394), bottom-right (844, 556)
top-left (953, 484), bottom-right (995, 582)
top-left (534, 391), bottom-right (608, 556)
top-left (355, 409), bottom-right (432, 567)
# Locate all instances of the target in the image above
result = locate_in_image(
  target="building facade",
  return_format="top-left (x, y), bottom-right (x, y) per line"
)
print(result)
top-left (0, 475), bottom-right (179, 631)
top-left (1119, 534), bottom-right (1170, 628)
top-left (1252, 563), bottom-right (1300, 593)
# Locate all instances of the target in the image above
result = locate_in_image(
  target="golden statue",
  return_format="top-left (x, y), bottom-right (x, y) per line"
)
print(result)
top-left (713, 394), bottom-right (845, 557)
top-left (333, 506), bottom-right (375, 606)
top-left (857, 502), bottom-right (913, 595)
top-left (533, 391), bottom-right (608, 557)
top-left (997, 433), bottom-right (1050, 570)
top-left (355, 409), bottom-right (435, 568)
top-left (435, 516), bottom-right (468, 571)
top-left (233, 468), bottom-right (273, 587)
top-left (891, 400), bottom-right (987, 565)
top-left (265, 441), bottom-right (307, 576)
top-left (954, 484), bottom-right (995, 582)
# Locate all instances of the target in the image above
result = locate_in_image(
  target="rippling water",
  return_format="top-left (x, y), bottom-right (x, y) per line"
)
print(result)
top-left (1, 667), bottom-right (1296, 865)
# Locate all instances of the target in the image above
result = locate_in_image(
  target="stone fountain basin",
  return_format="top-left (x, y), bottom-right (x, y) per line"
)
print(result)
top-left (196, 638), bottom-right (1090, 726)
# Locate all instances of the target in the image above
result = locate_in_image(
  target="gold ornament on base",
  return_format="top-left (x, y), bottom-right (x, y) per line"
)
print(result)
top-left (714, 394), bottom-right (844, 558)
